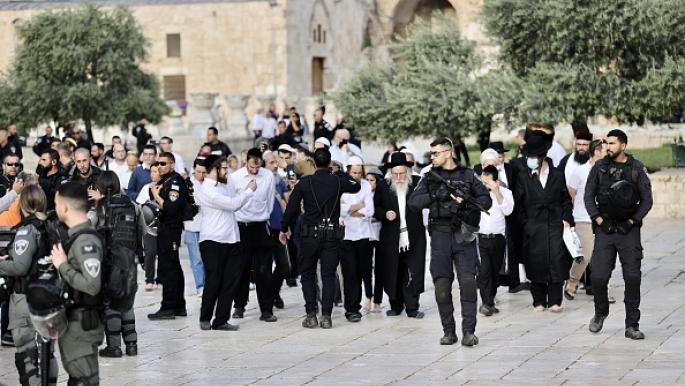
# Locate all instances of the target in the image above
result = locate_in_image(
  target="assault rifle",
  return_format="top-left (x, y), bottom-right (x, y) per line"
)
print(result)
top-left (429, 170), bottom-right (490, 215)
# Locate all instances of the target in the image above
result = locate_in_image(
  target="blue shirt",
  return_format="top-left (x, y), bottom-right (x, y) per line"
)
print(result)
top-left (127, 165), bottom-right (152, 201)
top-left (269, 177), bottom-right (288, 231)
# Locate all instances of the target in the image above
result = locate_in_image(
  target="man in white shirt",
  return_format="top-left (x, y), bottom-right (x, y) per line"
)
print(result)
top-left (477, 165), bottom-right (514, 316)
top-left (339, 156), bottom-right (375, 322)
top-left (159, 136), bottom-right (186, 176)
top-left (231, 148), bottom-right (277, 322)
top-left (108, 143), bottom-right (131, 191)
top-left (558, 130), bottom-right (593, 184)
top-left (329, 129), bottom-right (362, 165)
top-left (251, 108), bottom-right (265, 139)
top-left (261, 111), bottom-right (277, 139)
top-left (196, 155), bottom-right (256, 331)
top-left (564, 138), bottom-right (605, 300)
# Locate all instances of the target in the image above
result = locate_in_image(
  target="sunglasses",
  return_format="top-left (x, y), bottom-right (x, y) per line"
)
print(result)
top-left (154, 161), bottom-right (168, 167)
top-left (5, 162), bottom-right (20, 167)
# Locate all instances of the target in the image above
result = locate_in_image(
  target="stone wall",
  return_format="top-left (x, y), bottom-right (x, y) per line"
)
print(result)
top-left (649, 168), bottom-right (685, 219)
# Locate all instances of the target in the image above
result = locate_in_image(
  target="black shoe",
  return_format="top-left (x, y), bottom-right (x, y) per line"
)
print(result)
top-left (589, 315), bottom-right (606, 333)
top-left (273, 296), bottom-right (285, 309)
top-left (625, 326), bottom-right (645, 340)
top-left (213, 323), bottom-right (239, 331)
top-left (125, 344), bottom-right (138, 356)
top-left (174, 308), bottom-right (188, 317)
top-left (479, 305), bottom-right (494, 317)
top-left (346, 313), bottom-right (362, 323)
top-left (491, 306), bottom-right (500, 314)
top-left (0, 332), bottom-right (14, 347)
top-left (440, 332), bottom-right (458, 345)
top-left (320, 315), bottom-right (332, 329)
top-left (508, 283), bottom-right (530, 293)
top-left (260, 313), bottom-right (278, 322)
top-left (147, 309), bottom-right (175, 320)
top-left (286, 279), bottom-right (297, 287)
top-left (386, 309), bottom-right (402, 316)
top-left (461, 332), bottom-right (479, 347)
top-left (99, 346), bottom-right (122, 358)
top-left (302, 313), bottom-right (318, 328)
top-left (200, 321), bottom-right (211, 331)
top-left (232, 308), bottom-right (245, 319)
top-left (407, 311), bottom-right (425, 319)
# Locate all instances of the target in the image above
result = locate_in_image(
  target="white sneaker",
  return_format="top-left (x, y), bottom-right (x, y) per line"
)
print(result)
top-left (249, 283), bottom-right (256, 291)
top-left (197, 288), bottom-right (204, 298)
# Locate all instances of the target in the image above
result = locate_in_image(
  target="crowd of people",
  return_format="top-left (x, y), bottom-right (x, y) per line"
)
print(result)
top-left (0, 110), bottom-right (654, 385)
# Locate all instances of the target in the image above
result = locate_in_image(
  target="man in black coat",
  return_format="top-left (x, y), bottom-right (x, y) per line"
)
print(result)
top-left (513, 127), bottom-right (574, 313)
top-left (374, 152), bottom-right (426, 318)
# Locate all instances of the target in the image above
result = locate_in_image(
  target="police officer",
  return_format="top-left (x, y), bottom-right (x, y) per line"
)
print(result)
top-left (0, 153), bottom-right (21, 197)
top-left (408, 138), bottom-right (492, 346)
top-left (584, 129), bottom-right (653, 339)
top-left (38, 149), bottom-right (67, 211)
top-left (50, 181), bottom-right (105, 385)
top-left (0, 184), bottom-right (58, 386)
top-left (279, 148), bottom-right (360, 329)
top-left (148, 152), bottom-right (190, 320)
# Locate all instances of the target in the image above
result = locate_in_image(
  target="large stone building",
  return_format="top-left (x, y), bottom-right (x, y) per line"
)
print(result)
top-left (0, 0), bottom-right (487, 143)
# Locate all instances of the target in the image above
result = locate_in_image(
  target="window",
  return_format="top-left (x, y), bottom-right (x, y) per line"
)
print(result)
top-left (166, 33), bottom-right (181, 58)
top-left (313, 24), bottom-right (326, 44)
top-left (312, 57), bottom-right (324, 95)
top-left (163, 75), bottom-right (186, 100)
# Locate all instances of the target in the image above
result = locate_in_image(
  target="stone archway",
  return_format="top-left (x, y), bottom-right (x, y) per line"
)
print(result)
top-left (392, 0), bottom-right (457, 38)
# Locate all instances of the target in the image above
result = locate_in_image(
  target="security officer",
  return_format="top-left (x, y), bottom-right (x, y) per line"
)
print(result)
top-left (50, 181), bottom-right (105, 385)
top-left (148, 152), bottom-right (190, 320)
top-left (0, 184), bottom-right (58, 386)
top-left (38, 149), bottom-right (67, 211)
top-left (408, 138), bottom-right (492, 346)
top-left (279, 148), bottom-right (360, 329)
top-left (584, 129), bottom-right (653, 339)
top-left (0, 153), bottom-right (21, 197)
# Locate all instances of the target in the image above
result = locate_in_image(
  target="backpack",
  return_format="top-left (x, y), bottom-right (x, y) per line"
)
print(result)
top-left (182, 177), bottom-right (200, 221)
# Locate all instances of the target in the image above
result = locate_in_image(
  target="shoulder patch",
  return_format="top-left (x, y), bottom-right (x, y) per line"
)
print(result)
top-left (81, 244), bottom-right (97, 254)
top-left (16, 228), bottom-right (29, 236)
top-left (14, 239), bottom-right (29, 255)
top-left (83, 258), bottom-right (100, 278)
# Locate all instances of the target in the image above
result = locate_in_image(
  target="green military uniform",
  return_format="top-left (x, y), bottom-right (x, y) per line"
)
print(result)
top-left (0, 218), bottom-right (58, 386)
top-left (57, 221), bottom-right (104, 386)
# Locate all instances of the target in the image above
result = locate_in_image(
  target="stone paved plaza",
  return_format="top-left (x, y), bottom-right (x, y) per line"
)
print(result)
top-left (1, 219), bottom-right (684, 385)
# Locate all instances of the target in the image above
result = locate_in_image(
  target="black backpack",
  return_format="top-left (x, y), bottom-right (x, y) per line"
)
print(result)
top-left (182, 177), bottom-right (200, 221)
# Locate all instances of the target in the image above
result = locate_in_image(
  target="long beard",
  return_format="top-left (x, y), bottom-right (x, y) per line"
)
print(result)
top-left (573, 151), bottom-right (590, 164)
top-left (389, 180), bottom-right (409, 196)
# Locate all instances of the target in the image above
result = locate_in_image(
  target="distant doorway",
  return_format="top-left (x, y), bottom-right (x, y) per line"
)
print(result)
top-left (312, 57), bottom-right (325, 95)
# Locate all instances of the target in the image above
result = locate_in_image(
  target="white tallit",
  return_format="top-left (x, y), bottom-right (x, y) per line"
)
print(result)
top-left (396, 184), bottom-right (410, 252)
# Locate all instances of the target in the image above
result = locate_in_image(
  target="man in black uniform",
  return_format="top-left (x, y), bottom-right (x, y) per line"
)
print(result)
top-left (0, 153), bottom-right (21, 197)
top-left (409, 138), bottom-right (492, 346)
top-left (38, 149), bottom-right (67, 210)
top-left (279, 148), bottom-right (360, 329)
top-left (148, 152), bottom-right (191, 320)
top-left (584, 129), bottom-right (653, 339)
top-left (33, 126), bottom-right (58, 156)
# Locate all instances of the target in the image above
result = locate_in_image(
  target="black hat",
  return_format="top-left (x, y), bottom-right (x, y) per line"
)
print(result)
top-left (575, 130), bottom-right (593, 141)
top-left (384, 151), bottom-right (414, 169)
top-left (523, 129), bottom-right (552, 157)
top-left (488, 141), bottom-right (509, 154)
top-left (203, 154), bottom-right (221, 170)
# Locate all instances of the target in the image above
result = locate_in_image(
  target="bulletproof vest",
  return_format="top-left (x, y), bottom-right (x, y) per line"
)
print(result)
top-left (0, 173), bottom-right (11, 197)
top-left (159, 173), bottom-right (190, 223)
top-left (106, 194), bottom-right (138, 252)
top-left (64, 230), bottom-right (103, 309)
top-left (597, 160), bottom-right (640, 221)
top-left (426, 167), bottom-right (465, 223)
top-left (11, 217), bottom-right (50, 294)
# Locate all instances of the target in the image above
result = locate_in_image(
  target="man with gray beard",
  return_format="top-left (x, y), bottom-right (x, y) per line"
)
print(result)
top-left (374, 152), bottom-right (427, 318)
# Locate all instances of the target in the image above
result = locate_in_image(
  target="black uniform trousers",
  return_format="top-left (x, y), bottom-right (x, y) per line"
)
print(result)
top-left (430, 230), bottom-right (478, 335)
top-left (371, 241), bottom-right (384, 304)
top-left (477, 234), bottom-right (506, 307)
top-left (340, 239), bottom-right (371, 316)
top-left (269, 230), bottom-right (290, 298)
top-left (591, 226), bottom-right (643, 328)
top-left (530, 282), bottom-right (563, 308)
top-left (389, 250), bottom-right (420, 314)
top-left (157, 224), bottom-right (186, 311)
top-left (199, 241), bottom-right (245, 326)
top-left (299, 236), bottom-right (340, 316)
top-left (235, 222), bottom-right (274, 314)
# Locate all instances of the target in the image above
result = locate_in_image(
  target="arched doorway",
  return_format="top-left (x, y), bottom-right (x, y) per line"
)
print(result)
top-left (392, 0), bottom-right (456, 38)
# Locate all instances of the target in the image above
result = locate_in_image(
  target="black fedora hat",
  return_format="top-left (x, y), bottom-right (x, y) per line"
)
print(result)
top-left (523, 129), bottom-right (552, 157)
top-left (488, 141), bottom-right (509, 154)
top-left (384, 151), bottom-right (414, 169)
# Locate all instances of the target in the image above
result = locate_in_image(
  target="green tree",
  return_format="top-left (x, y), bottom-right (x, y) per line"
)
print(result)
top-left (0, 4), bottom-right (168, 137)
top-left (333, 13), bottom-right (520, 145)
top-left (483, 0), bottom-right (685, 130)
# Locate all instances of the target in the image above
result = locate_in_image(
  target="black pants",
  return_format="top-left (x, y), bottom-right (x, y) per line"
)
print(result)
top-left (235, 222), bottom-right (274, 314)
top-left (477, 234), bottom-right (506, 307)
top-left (157, 225), bottom-right (185, 311)
top-left (506, 223), bottom-right (523, 289)
top-left (269, 230), bottom-right (290, 299)
top-left (0, 302), bottom-right (8, 337)
top-left (299, 236), bottom-right (340, 316)
top-left (361, 242), bottom-right (374, 300)
top-left (372, 241), bottom-right (384, 304)
top-left (199, 241), bottom-right (245, 326)
top-left (340, 239), bottom-right (371, 316)
top-left (389, 250), bottom-right (420, 314)
top-left (530, 282), bottom-right (563, 307)
top-left (591, 226), bottom-right (643, 328)
top-left (430, 231), bottom-right (479, 335)
top-left (287, 217), bottom-right (302, 281)
top-left (143, 233), bottom-right (159, 284)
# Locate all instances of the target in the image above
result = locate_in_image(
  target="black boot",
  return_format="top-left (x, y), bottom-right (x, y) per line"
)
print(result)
top-left (440, 331), bottom-right (458, 345)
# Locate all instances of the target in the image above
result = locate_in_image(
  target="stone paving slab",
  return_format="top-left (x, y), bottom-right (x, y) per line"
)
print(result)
top-left (1, 219), bottom-right (684, 385)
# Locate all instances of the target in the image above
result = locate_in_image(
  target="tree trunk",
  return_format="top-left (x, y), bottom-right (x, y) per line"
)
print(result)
top-left (85, 119), bottom-right (94, 144)
top-left (477, 118), bottom-right (492, 152)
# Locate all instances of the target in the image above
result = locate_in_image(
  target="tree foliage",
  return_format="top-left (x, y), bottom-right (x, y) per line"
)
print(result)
top-left (0, 4), bottom-right (168, 135)
top-left (334, 13), bottom-right (520, 143)
top-left (483, 0), bottom-right (685, 127)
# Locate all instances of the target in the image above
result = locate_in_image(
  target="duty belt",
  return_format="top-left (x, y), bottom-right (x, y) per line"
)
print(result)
top-left (238, 221), bottom-right (267, 227)
top-left (478, 233), bottom-right (504, 240)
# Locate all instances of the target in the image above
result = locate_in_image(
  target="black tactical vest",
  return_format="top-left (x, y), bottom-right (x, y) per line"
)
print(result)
top-left (11, 217), bottom-right (50, 294)
top-left (597, 159), bottom-right (640, 221)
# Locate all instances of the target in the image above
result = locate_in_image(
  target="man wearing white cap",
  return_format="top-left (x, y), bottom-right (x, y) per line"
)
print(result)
top-left (314, 137), bottom-right (330, 150)
top-left (339, 156), bottom-right (375, 321)
top-left (276, 144), bottom-right (296, 179)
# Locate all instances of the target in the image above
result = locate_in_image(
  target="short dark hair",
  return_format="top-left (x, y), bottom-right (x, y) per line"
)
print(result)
top-left (206, 156), bottom-right (226, 174)
top-left (430, 137), bottom-right (453, 148)
top-left (158, 151), bottom-right (176, 163)
top-left (246, 148), bottom-right (262, 163)
top-left (93, 142), bottom-right (104, 151)
top-left (207, 126), bottom-right (218, 135)
top-left (590, 139), bottom-right (604, 155)
top-left (56, 181), bottom-right (89, 213)
top-left (482, 165), bottom-right (499, 181)
top-left (111, 135), bottom-right (121, 141)
top-left (607, 129), bottom-right (628, 144)
top-left (313, 148), bottom-right (331, 168)
top-left (160, 136), bottom-right (173, 144)
top-left (277, 121), bottom-right (286, 127)
top-left (193, 157), bottom-right (206, 168)
top-left (42, 149), bottom-right (60, 163)
top-left (3, 154), bottom-right (19, 164)
top-left (143, 144), bottom-right (157, 154)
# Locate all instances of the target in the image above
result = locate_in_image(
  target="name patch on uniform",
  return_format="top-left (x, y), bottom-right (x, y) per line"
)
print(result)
top-left (169, 191), bottom-right (179, 202)
top-left (82, 244), bottom-right (96, 254)
top-left (171, 184), bottom-right (180, 191)
top-left (14, 239), bottom-right (29, 255)
top-left (16, 229), bottom-right (29, 236)
top-left (83, 258), bottom-right (100, 278)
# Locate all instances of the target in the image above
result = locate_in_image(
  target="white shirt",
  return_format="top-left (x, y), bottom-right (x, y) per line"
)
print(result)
top-left (563, 152), bottom-right (584, 186)
top-left (262, 116), bottom-right (277, 139)
top-left (196, 177), bottom-right (254, 244)
top-left (568, 161), bottom-right (592, 223)
top-left (532, 162), bottom-right (550, 189)
top-left (548, 141), bottom-right (566, 167)
top-left (172, 151), bottom-right (185, 175)
top-left (183, 176), bottom-right (203, 232)
top-left (340, 179), bottom-right (374, 241)
top-left (136, 182), bottom-right (152, 204)
top-left (231, 167), bottom-right (275, 223)
top-left (478, 186), bottom-right (514, 235)
top-left (251, 113), bottom-right (264, 134)
top-left (108, 160), bottom-right (132, 191)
